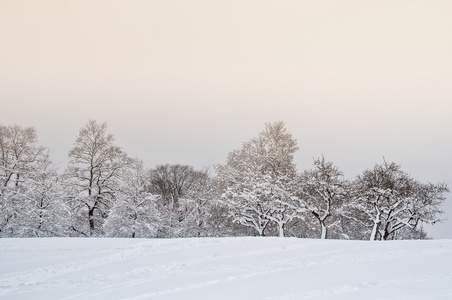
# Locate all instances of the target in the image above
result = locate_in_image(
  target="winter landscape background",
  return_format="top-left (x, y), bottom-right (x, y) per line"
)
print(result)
top-left (1, 0), bottom-right (451, 238)
top-left (1, 1), bottom-right (451, 298)
top-left (0, 0), bottom-right (452, 238)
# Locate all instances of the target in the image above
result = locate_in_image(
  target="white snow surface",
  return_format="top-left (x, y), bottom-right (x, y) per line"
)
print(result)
top-left (1, 237), bottom-right (452, 300)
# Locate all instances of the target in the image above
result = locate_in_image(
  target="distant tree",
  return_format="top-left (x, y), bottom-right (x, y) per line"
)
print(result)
top-left (391, 225), bottom-right (430, 240)
top-left (354, 160), bottom-right (448, 241)
top-left (65, 120), bottom-right (130, 237)
top-left (149, 164), bottom-right (199, 212)
top-left (148, 164), bottom-right (213, 237)
top-left (217, 121), bottom-right (299, 237)
top-left (296, 157), bottom-right (348, 239)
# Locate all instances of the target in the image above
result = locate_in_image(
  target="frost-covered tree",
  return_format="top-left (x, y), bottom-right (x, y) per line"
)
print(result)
top-left (222, 173), bottom-right (297, 237)
top-left (297, 157), bottom-right (348, 239)
top-left (0, 124), bottom-right (48, 236)
top-left (220, 173), bottom-right (273, 236)
top-left (354, 161), bottom-right (448, 241)
top-left (16, 158), bottom-right (69, 237)
top-left (0, 125), bottom-right (46, 188)
top-left (104, 159), bottom-right (160, 238)
top-left (65, 120), bottom-right (130, 237)
top-left (178, 169), bottom-right (218, 237)
top-left (217, 121), bottom-right (299, 237)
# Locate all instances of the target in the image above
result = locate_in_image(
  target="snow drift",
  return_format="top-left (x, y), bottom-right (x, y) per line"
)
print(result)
top-left (1, 237), bottom-right (451, 299)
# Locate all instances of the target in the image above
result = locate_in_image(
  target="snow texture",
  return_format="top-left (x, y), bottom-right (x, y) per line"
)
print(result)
top-left (1, 237), bottom-right (451, 299)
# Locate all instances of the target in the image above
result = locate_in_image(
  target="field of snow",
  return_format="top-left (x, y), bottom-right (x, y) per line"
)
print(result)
top-left (1, 238), bottom-right (451, 300)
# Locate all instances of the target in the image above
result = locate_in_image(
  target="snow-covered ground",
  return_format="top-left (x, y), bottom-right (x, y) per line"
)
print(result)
top-left (1, 238), bottom-right (451, 300)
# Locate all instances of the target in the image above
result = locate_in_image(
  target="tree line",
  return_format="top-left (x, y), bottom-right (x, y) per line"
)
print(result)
top-left (0, 121), bottom-right (448, 240)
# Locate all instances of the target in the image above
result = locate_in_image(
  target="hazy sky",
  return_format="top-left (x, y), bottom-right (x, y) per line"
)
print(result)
top-left (1, 1), bottom-right (451, 238)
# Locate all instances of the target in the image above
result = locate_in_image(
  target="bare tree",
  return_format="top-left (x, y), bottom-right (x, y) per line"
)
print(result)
top-left (149, 164), bottom-right (200, 211)
top-left (148, 164), bottom-right (212, 237)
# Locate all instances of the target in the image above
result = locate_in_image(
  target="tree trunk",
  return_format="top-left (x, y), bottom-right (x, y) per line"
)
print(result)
top-left (370, 206), bottom-right (381, 241)
top-left (320, 221), bottom-right (327, 239)
top-left (278, 222), bottom-right (284, 238)
top-left (370, 221), bottom-right (380, 241)
top-left (88, 207), bottom-right (95, 237)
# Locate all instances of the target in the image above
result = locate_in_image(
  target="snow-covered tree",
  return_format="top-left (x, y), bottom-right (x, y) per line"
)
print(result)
top-left (104, 159), bottom-right (160, 238)
top-left (221, 173), bottom-right (273, 236)
top-left (222, 173), bottom-right (297, 237)
top-left (18, 157), bottom-right (70, 237)
top-left (0, 124), bottom-right (49, 237)
top-left (354, 160), bottom-right (448, 241)
top-left (217, 121), bottom-right (299, 237)
top-left (179, 169), bottom-right (218, 237)
top-left (0, 125), bottom-right (46, 188)
top-left (65, 120), bottom-right (130, 237)
top-left (296, 157), bottom-right (348, 239)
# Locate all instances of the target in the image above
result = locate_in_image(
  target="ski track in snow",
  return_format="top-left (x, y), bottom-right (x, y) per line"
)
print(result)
top-left (264, 273), bottom-right (452, 300)
top-left (0, 238), bottom-right (451, 300)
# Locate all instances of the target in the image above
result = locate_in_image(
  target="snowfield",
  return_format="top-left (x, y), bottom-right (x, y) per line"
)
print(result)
top-left (1, 238), bottom-right (451, 300)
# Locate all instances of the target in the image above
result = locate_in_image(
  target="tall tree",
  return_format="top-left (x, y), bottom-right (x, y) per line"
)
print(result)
top-left (65, 120), bottom-right (130, 236)
top-left (217, 121), bottom-right (299, 237)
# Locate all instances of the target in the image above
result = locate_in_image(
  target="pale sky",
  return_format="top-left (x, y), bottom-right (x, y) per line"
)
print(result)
top-left (1, 1), bottom-right (451, 238)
